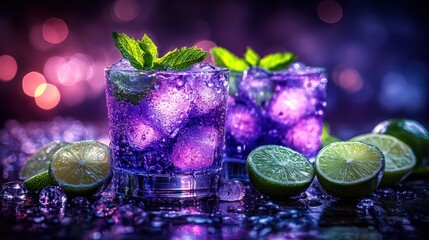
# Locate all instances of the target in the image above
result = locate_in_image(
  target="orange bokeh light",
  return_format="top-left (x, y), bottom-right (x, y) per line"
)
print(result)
top-left (34, 83), bottom-right (61, 110)
top-left (22, 71), bottom-right (47, 97)
top-left (0, 55), bottom-right (18, 81)
top-left (42, 18), bottom-right (69, 44)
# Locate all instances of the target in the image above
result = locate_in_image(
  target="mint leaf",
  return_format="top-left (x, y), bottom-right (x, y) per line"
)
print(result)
top-left (156, 47), bottom-right (208, 70)
top-left (259, 52), bottom-right (296, 71)
top-left (109, 72), bottom-right (156, 105)
top-left (244, 47), bottom-right (260, 66)
top-left (139, 34), bottom-right (158, 69)
top-left (211, 47), bottom-right (249, 71)
top-left (112, 32), bottom-right (146, 69)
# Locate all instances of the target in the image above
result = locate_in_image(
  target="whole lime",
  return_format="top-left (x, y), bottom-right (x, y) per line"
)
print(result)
top-left (372, 119), bottom-right (429, 168)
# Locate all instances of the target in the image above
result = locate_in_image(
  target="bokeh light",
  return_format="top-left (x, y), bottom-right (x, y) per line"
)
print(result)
top-left (0, 55), bottom-right (18, 81)
top-left (194, 40), bottom-right (217, 63)
top-left (317, 0), bottom-right (343, 24)
top-left (42, 18), bottom-right (69, 44)
top-left (379, 72), bottom-right (425, 113)
top-left (22, 71), bottom-right (47, 97)
top-left (112, 0), bottom-right (140, 22)
top-left (338, 68), bottom-right (364, 92)
top-left (34, 83), bottom-right (61, 110)
top-left (44, 53), bottom-right (94, 86)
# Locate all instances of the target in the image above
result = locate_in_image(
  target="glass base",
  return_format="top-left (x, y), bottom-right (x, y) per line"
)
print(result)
top-left (113, 168), bottom-right (221, 198)
top-left (221, 157), bottom-right (249, 182)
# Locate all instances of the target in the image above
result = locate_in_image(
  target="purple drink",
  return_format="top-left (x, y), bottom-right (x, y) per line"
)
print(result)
top-left (226, 62), bottom-right (327, 160)
top-left (105, 60), bottom-right (229, 198)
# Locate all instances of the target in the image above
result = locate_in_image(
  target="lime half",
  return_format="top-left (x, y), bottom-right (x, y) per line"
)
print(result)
top-left (49, 140), bottom-right (112, 196)
top-left (246, 145), bottom-right (315, 199)
top-left (23, 170), bottom-right (56, 192)
top-left (314, 141), bottom-right (384, 199)
top-left (19, 141), bottom-right (69, 180)
top-left (372, 118), bottom-right (429, 168)
top-left (350, 133), bottom-right (416, 187)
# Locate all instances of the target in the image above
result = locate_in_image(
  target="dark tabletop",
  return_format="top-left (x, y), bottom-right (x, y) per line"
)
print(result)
top-left (1, 118), bottom-right (428, 240)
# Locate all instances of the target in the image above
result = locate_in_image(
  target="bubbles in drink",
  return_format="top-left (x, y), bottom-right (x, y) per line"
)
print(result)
top-left (240, 67), bottom-right (274, 107)
top-left (171, 126), bottom-right (218, 171)
top-left (267, 88), bottom-right (311, 126)
top-left (282, 117), bottom-right (322, 158)
top-left (126, 119), bottom-right (160, 150)
top-left (146, 78), bottom-right (193, 135)
top-left (226, 104), bottom-right (261, 145)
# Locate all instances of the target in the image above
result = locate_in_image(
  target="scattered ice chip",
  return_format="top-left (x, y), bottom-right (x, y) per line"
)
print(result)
top-left (267, 88), bottom-right (311, 126)
top-left (226, 104), bottom-right (261, 145)
top-left (282, 117), bottom-right (322, 157)
top-left (39, 186), bottom-right (67, 206)
top-left (171, 126), bottom-right (218, 171)
top-left (219, 180), bottom-right (246, 201)
top-left (240, 67), bottom-right (274, 107)
top-left (94, 197), bottom-right (118, 218)
top-left (126, 119), bottom-right (160, 150)
top-left (146, 79), bottom-right (193, 135)
top-left (0, 181), bottom-right (28, 201)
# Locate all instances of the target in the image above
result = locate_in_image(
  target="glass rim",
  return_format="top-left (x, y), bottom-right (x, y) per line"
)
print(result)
top-left (230, 66), bottom-right (327, 77)
top-left (105, 65), bottom-right (230, 75)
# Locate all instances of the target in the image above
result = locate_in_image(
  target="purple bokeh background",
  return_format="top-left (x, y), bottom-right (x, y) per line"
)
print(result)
top-left (0, 0), bottom-right (428, 139)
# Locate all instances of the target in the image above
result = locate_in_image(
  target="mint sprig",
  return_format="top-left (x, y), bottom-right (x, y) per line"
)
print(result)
top-left (112, 32), bottom-right (208, 70)
top-left (211, 47), bottom-right (249, 71)
top-left (155, 47), bottom-right (208, 70)
top-left (211, 46), bottom-right (297, 71)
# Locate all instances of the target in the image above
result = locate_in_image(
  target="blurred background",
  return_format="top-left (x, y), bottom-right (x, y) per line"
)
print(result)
top-left (1, 0), bottom-right (428, 139)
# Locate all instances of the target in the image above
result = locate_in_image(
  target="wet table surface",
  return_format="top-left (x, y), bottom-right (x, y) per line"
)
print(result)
top-left (1, 118), bottom-right (428, 240)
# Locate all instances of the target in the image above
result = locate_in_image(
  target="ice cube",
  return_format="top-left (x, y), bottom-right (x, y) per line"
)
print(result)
top-left (171, 126), bottom-right (218, 171)
top-left (226, 104), bottom-right (261, 145)
top-left (94, 197), bottom-right (118, 218)
top-left (126, 119), bottom-right (160, 150)
top-left (219, 180), bottom-right (246, 201)
top-left (0, 181), bottom-right (28, 201)
top-left (39, 186), bottom-right (67, 207)
top-left (282, 117), bottom-right (322, 157)
top-left (189, 62), bottom-right (218, 71)
top-left (192, 76), bottom-right (224, 115)
top-left (110, 58), bottom-right (135, 70)
top-left (146, 79), bottom-right (193, 135)
top-left (267, 88), bottom-right (311, 126)
top-left (240, 67), bottom-right (274, 107)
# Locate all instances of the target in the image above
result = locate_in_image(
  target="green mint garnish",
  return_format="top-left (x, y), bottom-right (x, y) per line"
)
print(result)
top-left (244, 47), bottom-right (260, 66)
top-left (259, 52), bottom-right (296, 71)
top-left (210, 47), bottom-right (249, 71)
top-left (139, 34), bottom-right (158, 68)
top-left (211, 46), bottom-right (297, 71)
top-left (155, 47), bottom-right (208, 70)
top-left (112, 32), bottom-right (146, 69)
top-left (112, 32), bottom-right (208, 70)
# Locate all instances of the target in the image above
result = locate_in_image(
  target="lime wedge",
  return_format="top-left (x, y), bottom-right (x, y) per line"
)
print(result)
top-left (246, 145), bottom-right (315, 199)
top-left (314, 141), bottom-right (384, 199)
top-left (350, 133), bottom-right (416, 187)
top-left (19, 141), bottom-right (69, 180)
top-left (49, 140), bottom-right (112, 196)
top-left (23, 170), bottom-right (56, 192)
